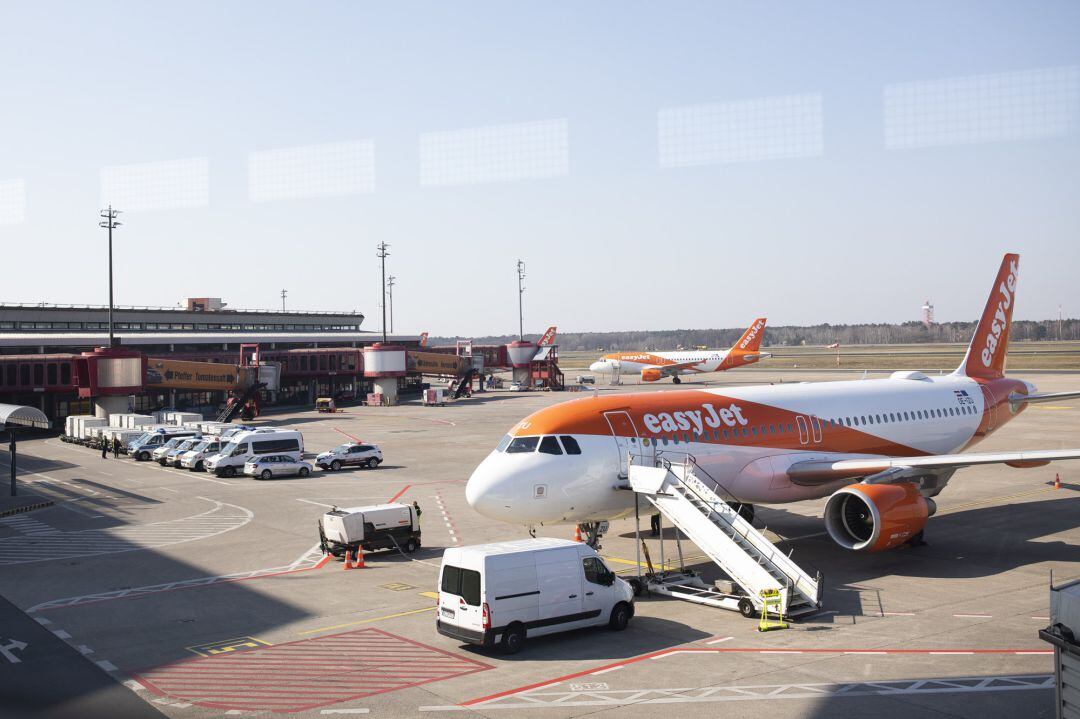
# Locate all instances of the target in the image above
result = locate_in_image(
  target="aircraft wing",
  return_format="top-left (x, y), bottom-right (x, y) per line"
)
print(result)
top-left (787, 449), bottom-right (1080, 485)
top-left (647, 360), bottom-right (702, 377)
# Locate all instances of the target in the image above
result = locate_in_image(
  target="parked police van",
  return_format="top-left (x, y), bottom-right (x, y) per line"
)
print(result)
top-left (436, 538), bottom-right (634, 654)
top-left (204, 429), bottom-right (304, 477)
top-left (127, 428), bottom-right (198, 461)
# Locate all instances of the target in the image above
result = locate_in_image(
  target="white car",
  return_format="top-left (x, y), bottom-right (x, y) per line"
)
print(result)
top-left (179, 438), bottom-right (225, 472)
top-left (509, 382), bottom-right (526, 392)
top-left (316, 443), bottom-right (383, 471)
top-left (243, 454), bottom-right (313, 480)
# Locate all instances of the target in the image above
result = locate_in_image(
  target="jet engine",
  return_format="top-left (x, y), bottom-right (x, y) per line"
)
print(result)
top-left (823, 482), bottom-right (936, 552)
top-left (640, 368), bottom-right (663, 382)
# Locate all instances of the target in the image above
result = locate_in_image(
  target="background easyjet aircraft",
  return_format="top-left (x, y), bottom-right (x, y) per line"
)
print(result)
top-left (589, 318), bottom-right (770, 383)
top-left (468, 254), bottom-right (1080, 552)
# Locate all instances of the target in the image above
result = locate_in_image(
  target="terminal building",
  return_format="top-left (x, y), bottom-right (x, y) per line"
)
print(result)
top-left (0, 298), bottom-right (564, 423)
top-left (0, 298), bottom-right (422, 420)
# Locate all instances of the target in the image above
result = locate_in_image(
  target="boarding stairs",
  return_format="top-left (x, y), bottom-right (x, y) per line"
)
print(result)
top-left (628, 455), bottom-right (822, 619)
top-left (217, 382), bottom-right (266, 423)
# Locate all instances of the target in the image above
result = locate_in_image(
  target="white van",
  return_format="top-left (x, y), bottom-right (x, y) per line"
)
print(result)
top-left (204, 429), bottom-right (303, 478)
top-left (436, 538), bottom-right (634, 654)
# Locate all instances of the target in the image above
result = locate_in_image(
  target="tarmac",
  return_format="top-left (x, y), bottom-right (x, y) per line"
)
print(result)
top-left (0, 367), bottom-right (1077, 718)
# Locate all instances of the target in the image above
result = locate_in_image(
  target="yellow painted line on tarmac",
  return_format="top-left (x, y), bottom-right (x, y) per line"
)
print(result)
top-left (602, 552), bottom-right (708, 572)
top-left (419, 591), bottom-right (439, 600)
top-left (297, 606), bottom-right (436, 636)
top-left (1031, 405), bottom-right (1074, 410)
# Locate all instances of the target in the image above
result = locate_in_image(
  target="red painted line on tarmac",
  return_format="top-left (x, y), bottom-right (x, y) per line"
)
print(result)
top-left (333, 427), bottom-right (363, 442)
top-left (313, 554), bottom-right (331, 570)
top-left (388, 485), bottom-right (411, 503)
top-left (459, 646), bottom-right (1053, 706)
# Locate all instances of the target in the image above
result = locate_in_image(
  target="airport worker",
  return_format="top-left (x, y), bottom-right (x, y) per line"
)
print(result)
top-left (100, 439), bottom-right (108, 459)
top-left (112, 437), bottom-right (121, 458)
top-left (650, 512), bottom-right (661, 537)
top-left (413, 501), bottom-right (423, 519)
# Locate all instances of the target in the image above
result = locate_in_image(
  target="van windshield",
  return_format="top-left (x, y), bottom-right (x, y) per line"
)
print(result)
top-left (132, 433), bottom-right (151, 445)
top-left (441, 565), bottom-right (481, 606)
top-left (221, 441), bottom-right (240, 457)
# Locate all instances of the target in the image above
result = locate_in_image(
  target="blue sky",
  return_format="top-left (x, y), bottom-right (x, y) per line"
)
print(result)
top-left (1, 1), bottom-right (1078, 336)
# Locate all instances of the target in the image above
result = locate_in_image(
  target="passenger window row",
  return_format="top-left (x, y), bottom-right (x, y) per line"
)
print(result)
top-left (652, 403), bottom-right (978, 447)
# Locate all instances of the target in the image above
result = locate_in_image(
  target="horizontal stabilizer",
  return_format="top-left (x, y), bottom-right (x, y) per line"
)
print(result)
top-left (1010, 390), bottom-right (1080, 405)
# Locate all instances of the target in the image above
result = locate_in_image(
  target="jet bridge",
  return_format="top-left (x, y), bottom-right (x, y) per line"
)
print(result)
top-left (627, 453), bottom-right (823, 620)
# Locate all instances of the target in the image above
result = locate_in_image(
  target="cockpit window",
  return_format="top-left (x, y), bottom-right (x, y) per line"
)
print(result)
top-left (496, 435), bottom-right (512, 452)
top-left (560, 436), bottom-right (581, 455)
top-left (538, 436), bottom-right (562, 455)
top-left (506, 436), bottom-right (540, 453)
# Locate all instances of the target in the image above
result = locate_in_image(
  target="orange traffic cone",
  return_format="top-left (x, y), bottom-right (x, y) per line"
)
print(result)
top-left (1055, 473), bottom-right (1062, 490)
top-left (343, 549), bottom-right (354, 570)
top-left (354, 547), bottom-right (365, 568)
top-left (573, 527), bottom-right (582, 542)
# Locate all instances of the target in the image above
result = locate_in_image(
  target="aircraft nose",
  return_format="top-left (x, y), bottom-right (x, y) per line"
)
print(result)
top-left (465, 455), bottom-right (515, 521)
top-left (589, 361), bottom-right (607, 373)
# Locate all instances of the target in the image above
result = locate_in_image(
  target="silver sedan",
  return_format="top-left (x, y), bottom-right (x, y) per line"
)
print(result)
top-left (243, 454), bottom-right (313, 480)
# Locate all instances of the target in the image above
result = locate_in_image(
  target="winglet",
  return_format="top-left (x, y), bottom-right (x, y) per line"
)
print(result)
top-left (538, 326), bottom-right (557, 347)
top-left (955, 254), bottom-right (1020, 379)
top-left (731, 318), bottom-right (767, 353)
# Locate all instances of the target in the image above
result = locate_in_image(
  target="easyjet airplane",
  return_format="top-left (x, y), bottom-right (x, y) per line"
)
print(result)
top-left (588, 318), bottom-right (770, 383)
top-left (467, 254), bottom-right (1080, 552)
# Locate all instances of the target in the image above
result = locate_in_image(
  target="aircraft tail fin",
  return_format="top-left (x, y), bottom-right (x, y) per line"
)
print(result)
top-left (731, 318), bottom-right (767, 353)
top-left (419, 332), bottom-right (429, 348)
top-left (538, 326), bottom-right (557, 346)
top-left (955, 253), bottom-right (1020, 380)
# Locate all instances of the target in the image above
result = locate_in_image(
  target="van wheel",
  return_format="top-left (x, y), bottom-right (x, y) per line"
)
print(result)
top-left (299, 467), bottom-right (310, 477)
top-left (195, 461), bottom-right (204, 472)
top-left (139, 452), bottom-right (150, 461)
top-left (404, 539), bottom-right (418, 553)
top-left (500, 624), bottom-right (525, 655)
top-left (224, 466), bottom-right (237, 478)
top-left (609, 602), bottom-right (631, 631)
top-left (738, 597), bottom-right (756, 619)
top-left (331, 460), bottom-right (342, 471)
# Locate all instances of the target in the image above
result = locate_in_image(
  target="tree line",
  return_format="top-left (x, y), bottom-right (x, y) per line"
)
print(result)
top-left (433, 318), bottom-right (1080, 351)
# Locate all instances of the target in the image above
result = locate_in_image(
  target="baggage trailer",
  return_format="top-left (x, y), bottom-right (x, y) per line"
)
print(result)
top-left (318, 503), bottom-right (421, 557)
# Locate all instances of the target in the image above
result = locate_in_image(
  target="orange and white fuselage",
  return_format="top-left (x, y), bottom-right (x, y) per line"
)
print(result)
top-left (467, 254), bottom-right (1080, 552)
top-left (589, 318), bottom-right (769, 382)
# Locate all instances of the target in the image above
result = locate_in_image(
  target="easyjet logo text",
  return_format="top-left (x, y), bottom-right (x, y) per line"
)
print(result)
top-left (982, 259), bottom-right (1018, 368)
top-left (739, 321), bottom-right (764, 349)
top-left (643, 403), bottom-right (748, 435)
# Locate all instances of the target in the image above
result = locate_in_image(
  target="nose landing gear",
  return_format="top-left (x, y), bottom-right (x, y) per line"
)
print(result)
top-left (576, 521), bottom-right (608, 550)
top-left (672, 376), bottom-right (682, 384)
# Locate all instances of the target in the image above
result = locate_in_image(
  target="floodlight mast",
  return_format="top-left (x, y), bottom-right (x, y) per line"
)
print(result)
top-left (516, 260), bottom-right (526, 342)
top-left (98, 206), bottom-right (122, 348)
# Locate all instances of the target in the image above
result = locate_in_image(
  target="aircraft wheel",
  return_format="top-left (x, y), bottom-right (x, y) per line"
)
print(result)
top-left (672, 376), bottom-right (682, 384)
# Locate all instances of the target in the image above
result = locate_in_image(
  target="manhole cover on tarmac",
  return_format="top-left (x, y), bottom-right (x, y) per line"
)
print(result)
top-left (134, 628), bottom-right (493, 713)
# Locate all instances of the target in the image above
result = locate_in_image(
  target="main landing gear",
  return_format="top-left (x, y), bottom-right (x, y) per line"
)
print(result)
top-left (672, 376), bottom-right (682, 384)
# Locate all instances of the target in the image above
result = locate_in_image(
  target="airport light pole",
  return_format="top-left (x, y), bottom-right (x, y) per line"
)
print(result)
top-left (377, 242), bottom-right (390, 343)
top-left (98, 206), bottom-right (122, 348)
top-left (387, 275), bottom-right (396, 333)
top-left (280, 289), bottom-right (288, 312)
top-left (516, 259), bottom-right (526, 342)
